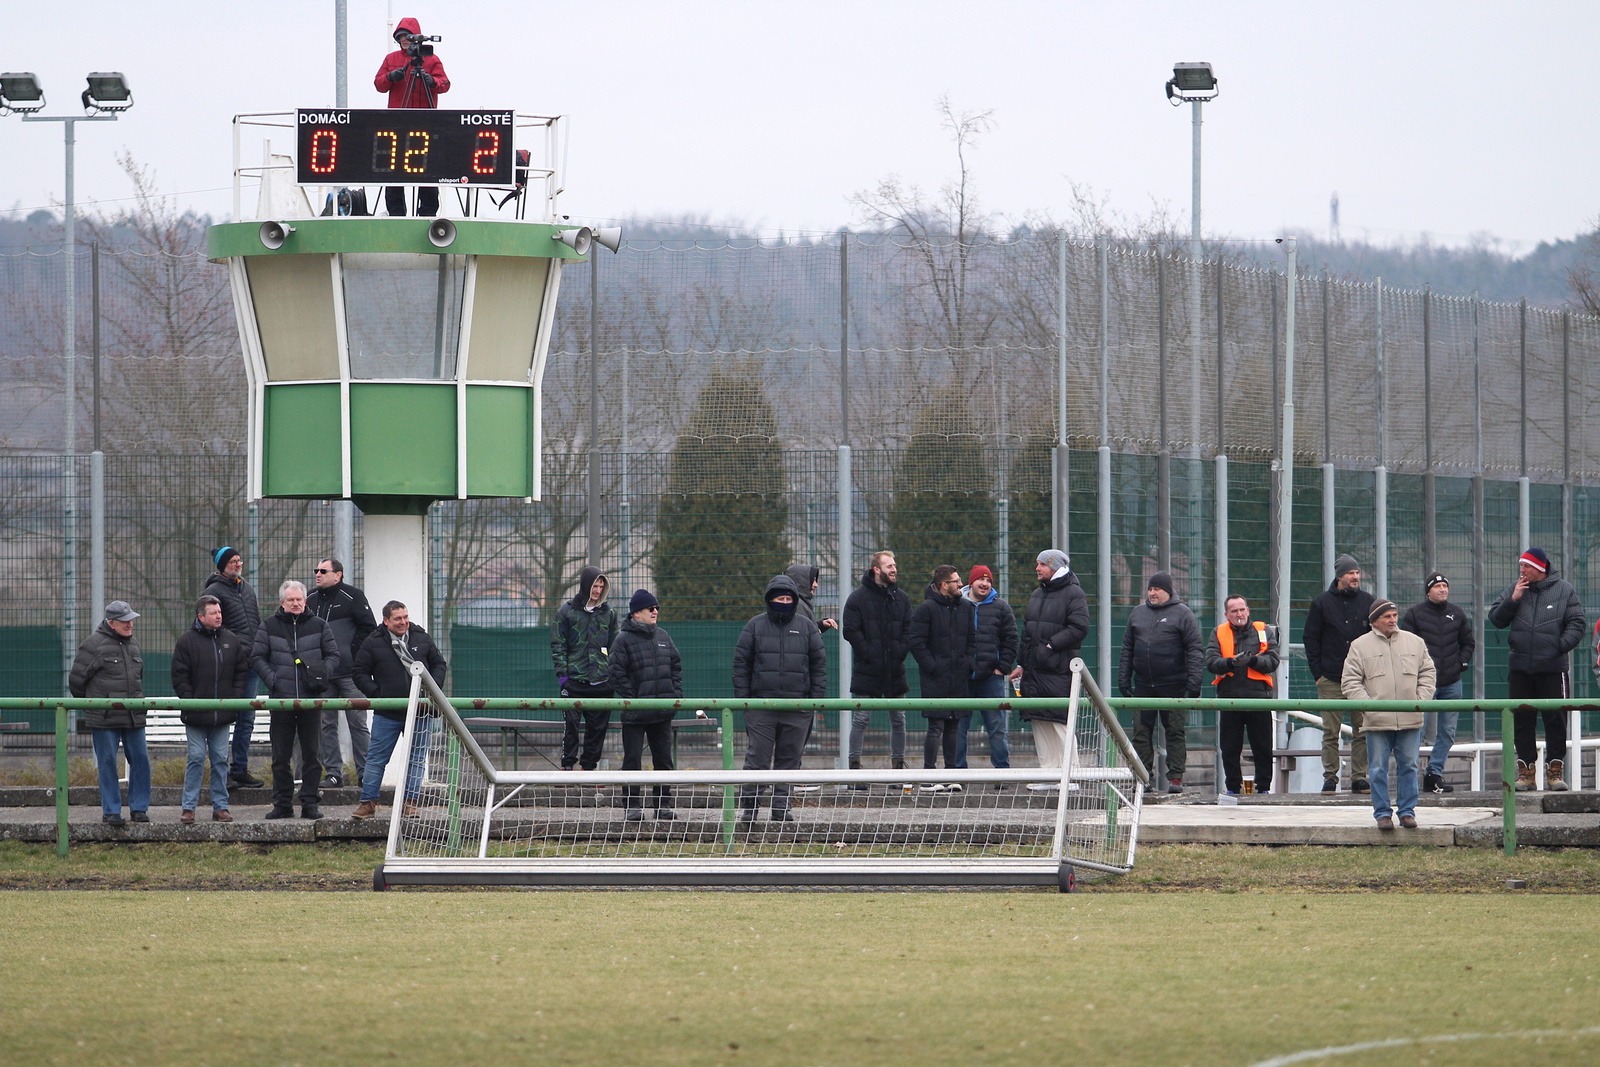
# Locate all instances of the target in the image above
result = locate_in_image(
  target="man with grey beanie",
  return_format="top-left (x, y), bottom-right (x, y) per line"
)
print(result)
top-left (1010, 549), bottom-right (1090, 780)
top-left (1303, 553), bottom-right (1375, 793)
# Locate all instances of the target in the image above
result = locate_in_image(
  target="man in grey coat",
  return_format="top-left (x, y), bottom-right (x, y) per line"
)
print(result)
top-left (69, 601), bottom-right (147, 826)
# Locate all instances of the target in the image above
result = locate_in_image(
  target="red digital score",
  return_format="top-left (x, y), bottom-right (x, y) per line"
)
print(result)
top-left (308, 130), bottom-right (338, 175)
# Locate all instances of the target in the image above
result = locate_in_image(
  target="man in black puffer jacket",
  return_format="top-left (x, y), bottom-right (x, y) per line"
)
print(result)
top-left (171, 594), bottom-right (250, 822)
top-left (908, 565), bottom-right (976, 784)
top-left (1303, 553), bottom-right (1375, 793)
top-left (203, 546), bottom-right (264, 787)
top-left (1400, 572), bottom-right (1475, 793)
top-left (1489, 547), bottom-right (1585, 791)
top-left (1117, 571), bottom-right (1203, 794)
top-left (608, 589), bottom-right (683, 821)
top-left (842, 551), bottom-right (912, 772)
top-left (1009, 549), bottom-right (1090, 782)
top-left (349, 600), bottom-right (448, 821)
top-left (250, 580), bottom-right (340, 820)
top-left (734, 573), bottom-right (827, 821)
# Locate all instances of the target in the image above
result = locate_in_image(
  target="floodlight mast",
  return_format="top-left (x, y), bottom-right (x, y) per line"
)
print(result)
top-left (1166, 61), bottom-right (1218, 467)
top-left (3, 72), bottom-right (131, 686)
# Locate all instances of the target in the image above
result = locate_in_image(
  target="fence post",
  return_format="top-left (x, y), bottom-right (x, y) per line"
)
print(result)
top-left (1275, 240), bottom-right (1297, 697)
top-left (55, 703), bottom-right (69, 858)
top-left (1097, 236), bottom-right (1112, 686)
top-left (1054, 231), bottom-right (1071, 552)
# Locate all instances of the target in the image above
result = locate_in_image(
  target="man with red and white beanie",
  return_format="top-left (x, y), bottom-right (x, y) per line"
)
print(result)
top-left (1488, 547), bottom-right (1584, 791)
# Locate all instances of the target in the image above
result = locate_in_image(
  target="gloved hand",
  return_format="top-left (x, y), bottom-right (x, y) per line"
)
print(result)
top-left (558, 675), bottom-right (569, 689)
top-left (1232, 655), bottom-right (1250, 671)
top-left (1118, 685), bottom-right (1132, 698)
top-left (1185, 689), bottom-right (1201, 699)
top-left (387, 67), bottom-right (405, 83)
top-left (422, 73), bottom-right (436, 88)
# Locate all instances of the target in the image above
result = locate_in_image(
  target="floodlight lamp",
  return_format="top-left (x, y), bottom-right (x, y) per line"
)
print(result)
top-left (81, 72), bottom-right (132, 113)
top-left (1165, 62), bottom-right (1218, 103)
top-left (0, 72), bottom-right (45, 114)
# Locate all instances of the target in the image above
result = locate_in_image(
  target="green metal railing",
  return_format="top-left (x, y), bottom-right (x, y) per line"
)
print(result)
top-left (6, 695), bottom-right (1589, 858)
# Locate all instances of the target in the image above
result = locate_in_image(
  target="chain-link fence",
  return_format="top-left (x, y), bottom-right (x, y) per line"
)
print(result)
top-left (3, 232), bottom-right (1600, 721)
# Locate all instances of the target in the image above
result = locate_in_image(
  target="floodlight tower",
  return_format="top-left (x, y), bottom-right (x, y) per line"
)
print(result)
top-left (1165, 61), bottom-right (1218, 461)
top-left (208, 106), bottom-right (619, 625)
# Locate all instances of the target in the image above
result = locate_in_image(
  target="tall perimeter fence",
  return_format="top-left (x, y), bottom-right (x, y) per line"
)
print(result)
top-left (3, 230), bottom-right (1600, 752)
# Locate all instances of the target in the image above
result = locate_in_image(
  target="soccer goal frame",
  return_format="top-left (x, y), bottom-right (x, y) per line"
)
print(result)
top-left (374, 658), bottom-right (1147, 891)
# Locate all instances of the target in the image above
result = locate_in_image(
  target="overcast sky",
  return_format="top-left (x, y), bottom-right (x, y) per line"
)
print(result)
top-left (4, 1), bottom-right (1595, 252)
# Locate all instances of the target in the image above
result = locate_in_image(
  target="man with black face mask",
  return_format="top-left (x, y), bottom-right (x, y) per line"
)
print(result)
top-left (732, 573), bottom-right (827, 822)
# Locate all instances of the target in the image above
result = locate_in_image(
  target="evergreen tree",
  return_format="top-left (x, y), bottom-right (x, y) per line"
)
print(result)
top-left (886, 401), bottom-right (997, 591)
top-left (1007, 441), bottom-right (1054, 605)
top-left (654, 368), bottom-right (790, 621)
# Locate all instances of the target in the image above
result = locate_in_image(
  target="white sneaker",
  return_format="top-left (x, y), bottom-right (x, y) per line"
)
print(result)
top-left (793, 784), bottom-right (822, 793)
top-left (1026, 782), bottom-right (1058, 792)
top-left (918, 783), bottom-right (945, 793)
top-left (945, 783), bottom-right (963, 793)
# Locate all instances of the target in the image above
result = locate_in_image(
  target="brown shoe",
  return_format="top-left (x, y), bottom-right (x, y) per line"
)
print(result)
top-left (179, 809), bottom-right (195, 825)
top-left (1515, 760), bottom-right (1537, 792)
top-left (212, 809), bottom-right (233, 822)
top-left (1399, 814), bottom-right (1418, 829)
top-left (1375, 816), bottom-right (1395, 831)
top-left (1548, 759), bottom-right (1570, 792)
top-left (402, 801), bottom-right (421, 818)
top-left (351, 800), bottom-right (378, 820)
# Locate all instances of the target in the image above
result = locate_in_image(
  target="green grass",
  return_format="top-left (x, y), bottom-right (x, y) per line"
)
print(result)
top-left (5, 840), bottom-right (1600, 893)
top-left (3, 891), bottom-right (1599, 1066)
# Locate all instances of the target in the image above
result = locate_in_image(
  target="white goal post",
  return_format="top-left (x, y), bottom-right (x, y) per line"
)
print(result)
top-left (374, 658), bottom-right (1147, 891)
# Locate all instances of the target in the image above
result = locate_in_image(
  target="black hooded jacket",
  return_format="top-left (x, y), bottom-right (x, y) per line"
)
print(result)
top-left (733, 574), bottom-right (827, 699)
top-left (1302, 580), bottom-right (1375, 683)
top-left (908, 583), bottom-right (977, 706)
top-left (842, 568), bottom-right (911, 697)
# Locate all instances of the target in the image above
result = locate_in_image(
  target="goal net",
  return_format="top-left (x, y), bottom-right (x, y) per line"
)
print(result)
top-left (375, 658), bottom-right (1146, 890)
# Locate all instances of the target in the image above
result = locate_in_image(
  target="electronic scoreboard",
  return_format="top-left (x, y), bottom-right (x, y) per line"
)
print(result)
top-left (295, 108), bottom-right (515, 186)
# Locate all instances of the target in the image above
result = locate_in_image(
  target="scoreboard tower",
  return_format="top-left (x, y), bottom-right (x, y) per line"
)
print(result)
top-left (207, 107), bottom-right (606, 625)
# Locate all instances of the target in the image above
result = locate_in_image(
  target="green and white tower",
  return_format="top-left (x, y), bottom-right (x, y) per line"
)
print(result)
top-left (208, 108), bottom-right (612, 624)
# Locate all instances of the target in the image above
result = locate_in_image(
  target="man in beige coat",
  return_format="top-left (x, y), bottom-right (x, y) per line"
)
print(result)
top-left (1342, 599), bottom-right (1436, 830)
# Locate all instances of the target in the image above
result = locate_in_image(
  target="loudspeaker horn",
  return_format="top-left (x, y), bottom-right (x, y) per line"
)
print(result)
top-left (258, 221), bottom-right (295, 249)
top-left (553, 226), bottom-right (593, 256)
top-left (427, 218), bottom-right (457, 248)
top-left (592, 226), bottom-right (623, 253)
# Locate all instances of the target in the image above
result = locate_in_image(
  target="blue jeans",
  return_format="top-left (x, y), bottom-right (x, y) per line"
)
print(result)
top-left (956, 673), bottom-right (1010, 768)
top-left (92, 727), bottom-right (150, 816)
top-left (1424, 680), bottom-right (1461, 773)
top-left (229, 671), bottom-right (259, 777)
top-left (183, 724), bottom-right (232, 811)
top-left (1366, 727), bottom-right (1421, 821)
top-left (361, 714), bottom-right (433, 803)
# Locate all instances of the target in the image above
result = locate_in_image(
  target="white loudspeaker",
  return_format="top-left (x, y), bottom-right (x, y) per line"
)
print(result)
top-left (592, 226), bottom-right (623, 253)
top-left (258, 221), bottom-right (295, 249)
top-left (427, 218), bottom-right (457, 248)
top-left (553, 227), bottom-right (593, 256)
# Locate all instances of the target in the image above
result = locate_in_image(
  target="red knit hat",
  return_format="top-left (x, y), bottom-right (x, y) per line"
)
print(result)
top-left (968, 565), bottom-right (994, 585)
top-left (1519, 548), bottom-right (1550, 574)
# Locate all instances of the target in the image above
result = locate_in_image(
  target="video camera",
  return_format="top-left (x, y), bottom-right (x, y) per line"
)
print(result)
top-left (402, 32), bottom-right (442, 58)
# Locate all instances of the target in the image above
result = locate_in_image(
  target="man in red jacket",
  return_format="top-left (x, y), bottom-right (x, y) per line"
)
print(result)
top-left (373, 16), bottom-right (450, 217)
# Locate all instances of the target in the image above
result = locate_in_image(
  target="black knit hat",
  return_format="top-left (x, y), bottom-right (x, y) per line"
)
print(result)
top-left (628, 589), bottom-right (659, 615)
top-left (213, 546), bottom-right (240, 570)
top-left (1425, 572), bottom-right (1448, 592)
top-left (1147, 571), bottom-right (1175, 597)
top-left (1368, 599), bottom-right (1398, 623)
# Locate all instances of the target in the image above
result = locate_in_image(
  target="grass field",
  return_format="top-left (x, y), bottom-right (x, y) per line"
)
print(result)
top-left (4, 878), bottom-right (1600, 1066)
